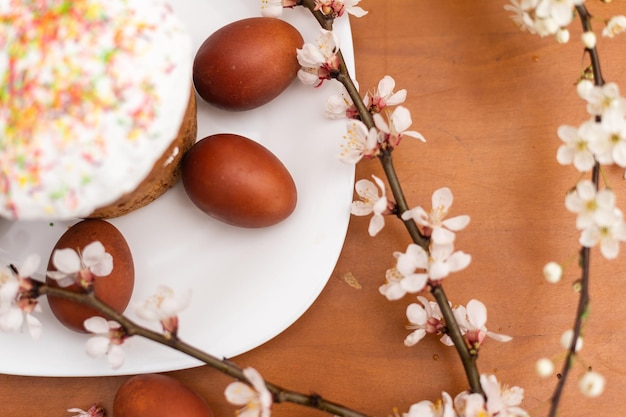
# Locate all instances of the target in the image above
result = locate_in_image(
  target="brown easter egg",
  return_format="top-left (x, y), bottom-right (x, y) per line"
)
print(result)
top-left (181, 133), bottom-right (297, 228)
top-left (113, 374), bottom-right (214, 417)
top-left (46, 219), bottom-right (134, 333)
top-left (193, 17), bottom-right (303, 110)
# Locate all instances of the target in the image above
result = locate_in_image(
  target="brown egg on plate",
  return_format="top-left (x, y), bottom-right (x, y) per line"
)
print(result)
top-left (193, 17), bottom-right (304, 111)
top-left (113, 373), bottom-right (214, 417)
top-left (181, 133), bottom-right (297, 228)
top-left (45, 219), bottom-right (134, 333)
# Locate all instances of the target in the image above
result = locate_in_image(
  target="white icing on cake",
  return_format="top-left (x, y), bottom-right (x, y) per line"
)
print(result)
top-left (0, 0), bottom-right (193, 219)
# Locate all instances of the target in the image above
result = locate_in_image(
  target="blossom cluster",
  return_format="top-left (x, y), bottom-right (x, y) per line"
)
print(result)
top-left (553, 80), bottom-right (626, 257)
top-left (378, 187), bottom-right (471, 299)
top-left (405, 374), bottom-right (527, 417)
top-left (405, 297), bottom-right (511, 350)
top-left (295, 25), bottom-right (425, 162)
top-left (505, 0), bottom-right (626, 45)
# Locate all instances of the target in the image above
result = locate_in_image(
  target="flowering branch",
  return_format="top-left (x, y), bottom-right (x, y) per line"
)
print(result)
top-left (548, 5), bottom-right (604, 415)
top-left (40, 283), bottom-right (376, 417)
top-left (299, 0), bottom-right (375, 129)
top-left (299, 2), bottom-right (483, 395)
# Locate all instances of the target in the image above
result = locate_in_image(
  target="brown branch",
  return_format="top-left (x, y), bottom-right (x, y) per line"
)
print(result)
top-left (40, 284), bottom-right (377, 417)
top-left (548, 5), bottom-right (603, 416)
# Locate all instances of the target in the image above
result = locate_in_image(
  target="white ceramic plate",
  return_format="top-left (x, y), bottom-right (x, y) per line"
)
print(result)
top-left (0, 2), bottom-right (355, 377)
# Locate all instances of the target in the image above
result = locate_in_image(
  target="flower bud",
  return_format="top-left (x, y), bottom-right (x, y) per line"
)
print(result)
top-left (536, 358), bottom-right (555, 378)
top-left (576, 79), bottom-right (594, 99)
top-left (579, 371), bottom-right (605, 397)
top-left (543, 262), bottom-right (563, 283)
top-left (560, 329), bottom-right (583, 352)
top-left (582, 31), bottom-right (597, 49)
top-left (556, 28), bottom-right (570, 44)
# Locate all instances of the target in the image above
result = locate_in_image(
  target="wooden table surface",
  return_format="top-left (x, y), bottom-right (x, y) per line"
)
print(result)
top-left (2, 1), bottom-right (626, 416)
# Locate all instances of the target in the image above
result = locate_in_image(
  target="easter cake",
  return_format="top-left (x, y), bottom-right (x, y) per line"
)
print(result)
top-left (0, 0), bottom-right (196, 220)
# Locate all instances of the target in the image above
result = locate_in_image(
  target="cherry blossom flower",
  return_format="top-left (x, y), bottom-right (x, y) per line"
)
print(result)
top-left (339, 119), bottom-right (379, 163)
top-left (379, 245), bottom-right (429, 301)
top-left (428, 243), bottom-right (472, 281)
top-left (404, 392), bottom-right (455, 417)
top-left (407, 242), bottom-right (470, 285)
top-left (134, 285), bottom-right (192, 337)
top-left (479, 374), bottom-right (528, 417)
top-left (453, 391), bottom-right (486, 417)
top-left (565, 180), bottom-right (626, 259)
top-left (504, 0), bottom-right (540, 34)
top-left (47, 241), bottom-right (113, 288)
top-left (603, 15), bottom-right (626, 38)
top-left (260, 0), bottom-right (297, 17)
top-left (402, 187), bottom-right (470, 245)
top-left (587, 108), bottom-right (626, 166)
top-left (314, 0), bottom-right (368, 18)
top-left (453, 299), bottom-right (512, 349)
top-left (535, 0), bottom-right (581, 28)
top-left (579, 370), bottom-right (605, 397)
top-left (351, 175), bottom-right (392, 236)
top-left (505, 0), bottom-right (582, 41)
top-left (380, 242), bottom-right (471, 301)
top-left (84, 316), bottom-right (127, 370)
top-left (364, 75), bottom-right (407, 113)
top-left (325, 83), bottom-right (359, 119)
top-left (565, 180), bottom-right (615, 230)
top-left (379, 267), bottom-right (412, 301)
top-left (0, 255), bottom-right (43, 339)
top-left (577, 80), bottom-right (626, 117)
top-left (225, 367), bottom-right (273, 417)
top-left (374, 105), bottom-right (426, 147)
top-left (556, 123), bottom-right (596, 172)
top-left (297, 29), bottom-right (340, 86)
top-left (454, 375), bottom-right (528, 417)
top-left (404, 296), bottom-right (452, 347)
top-left (581, 209), bottom-right (626, 259)
top-left (67, 404), bottom-right (105, 417)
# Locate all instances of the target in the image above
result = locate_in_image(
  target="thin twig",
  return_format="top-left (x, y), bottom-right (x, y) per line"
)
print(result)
top-left (548, 5), bottom-right (603, 416)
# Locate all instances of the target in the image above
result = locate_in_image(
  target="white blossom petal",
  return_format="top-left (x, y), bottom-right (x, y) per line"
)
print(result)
top-left (0, 306), bottom-right (23, 331)
top-left (225, 382), bottom-right (256, 406)
top-left (26, 313), bottom-right (42, 339)
top-left (108, 345), bottom-right (125, 370)
top-left (404, 328), bottom-right (426, 346)
top-left (466, 299), bottom-right (487, 329)
top-left (85, 336), bottom-right (111, 357)
top-left (368, 215), bottom-right (385, 237)
top-left (390, 106), bottom-right (413, 133)
top-left (261, 0), bottom-right (284, 17)
top-left (400, 273), bottom-right (428, 293)
top-left (51, 248), bottom-right (81, 274)
top-left (441, 215), bottom-right (470, 231)
top-left (446, 251), bottom-right (472, 273)
top-left (379, 282), bottom-right (406, 301)
top-left (84, 316), bottom-right (110, 334)
top-left (18, 254), bottom-right (40, 278)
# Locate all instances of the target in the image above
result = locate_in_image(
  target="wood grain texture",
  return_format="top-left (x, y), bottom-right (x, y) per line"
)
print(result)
top-left (2, 2), bottom-right (626, 416)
